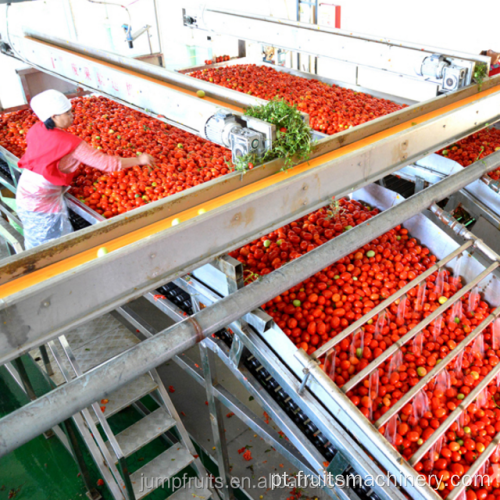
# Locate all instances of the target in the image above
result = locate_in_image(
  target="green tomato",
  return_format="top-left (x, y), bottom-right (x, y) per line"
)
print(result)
top-left (264, 240), bottom-right (272, 248)
top-left (151, 182), bottom-right (157, 187)
top-left (334, 275), bottom-right (340, 280)
top-left (356, 347), bottom-right (363, 359)
top-left (293, 300), bottom-right (301, 307)
top-left (457, 393), bottom-right (465, 400)
top-left (417, 367), bottom-right (427, 377)
top-left (454, 317), bottom-right (460, 324)
top-left (464, 426), bottom-right (471, 434)
top-left (344, 225), bottom-right (353, 231)
top-left (438, 296), bottom-right (448, 305)
top-left (396, 235), bottom-right (401, 240)
top-left (277, 239), bottom-right (284, 246)
top-left (366, 250), bottom-right (376, 258)
top-left (97, 247), bottom-right (109, 258)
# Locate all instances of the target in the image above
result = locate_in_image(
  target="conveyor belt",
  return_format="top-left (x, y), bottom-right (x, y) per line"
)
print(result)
top-left (1, 85), bottom-right (500, 300)
top-left (158, 281), bottom-right (379, 500)
top-left (27, 38), bottom-right (245, 115)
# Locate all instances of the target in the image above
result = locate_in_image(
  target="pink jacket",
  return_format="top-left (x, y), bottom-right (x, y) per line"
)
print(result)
top-left (17, 141), bottom-right (121, 213)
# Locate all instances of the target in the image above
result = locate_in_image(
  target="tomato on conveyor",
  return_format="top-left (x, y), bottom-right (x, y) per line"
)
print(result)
top-left (0, 96), bottom-right (233, 217)
top-left (437, 128), bottom-right (500, 180)
top-left (230, 197), bottom-right (500, 498)
top-left (190, 64), bottom-right (405, 135)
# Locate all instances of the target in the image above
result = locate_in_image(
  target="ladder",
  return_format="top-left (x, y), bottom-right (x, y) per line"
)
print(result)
top-left (30, 313), bottom-right (212, 500)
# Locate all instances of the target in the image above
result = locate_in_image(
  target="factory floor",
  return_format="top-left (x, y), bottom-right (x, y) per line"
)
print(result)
top-left (0, 296), bottom-right (326, 500)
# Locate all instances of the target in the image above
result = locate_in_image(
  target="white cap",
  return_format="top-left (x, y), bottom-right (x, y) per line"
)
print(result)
top-left (30, 89), bottom-right (72, 122)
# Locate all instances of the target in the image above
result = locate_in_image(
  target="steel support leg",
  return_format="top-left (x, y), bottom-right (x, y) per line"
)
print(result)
top-left (39, 345), bottom-right (54, 376)
top-left (414, 176), bottom-right (426, 193)
top-left (199, 342), bottom-right (233, 500)
top-left (63, 418), bottom-right (102, 500)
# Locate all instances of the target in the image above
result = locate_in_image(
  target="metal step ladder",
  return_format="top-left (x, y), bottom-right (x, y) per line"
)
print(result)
top-left (30, 313), bottom-right (212, 500)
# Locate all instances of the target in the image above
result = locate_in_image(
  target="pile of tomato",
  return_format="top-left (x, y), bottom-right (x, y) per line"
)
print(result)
top-left (437, 127), bottom-right (500, 180)
top-left (189, 64), bottom-right (405, 135)
top-left (230, 197), bottom-right (500, 498)
top-left (0, 96), bottom-right (232, 217)
top-left (204, 55), bottom-right (230, 65)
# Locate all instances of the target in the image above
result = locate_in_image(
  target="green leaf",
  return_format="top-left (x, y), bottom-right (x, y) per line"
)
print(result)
top-left (235, 99), bottom-right (314, 173)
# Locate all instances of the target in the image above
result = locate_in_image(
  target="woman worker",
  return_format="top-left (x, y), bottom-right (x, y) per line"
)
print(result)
top-left (17, 89), bottom-right (155, 250)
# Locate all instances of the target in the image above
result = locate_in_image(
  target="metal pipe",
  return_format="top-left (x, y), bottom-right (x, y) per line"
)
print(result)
top-left (1, 153), bottom-right (500, 456)
top-left (430, 204), bottom-right (500, 262)
top-left (341, 263), bottom-right (499, 393)
top-left (376, 305), bottom-right (500, 428)
top-left (23, 29), bottom-right (267, 110)
top-left (312, 241), bottom-right (473, 360)
top-left (294, 349), bottom-right (440, 500)
top-left (411, 352), bottom-right (500, 465)
top-left (480, 174), bottom-right (500, 194)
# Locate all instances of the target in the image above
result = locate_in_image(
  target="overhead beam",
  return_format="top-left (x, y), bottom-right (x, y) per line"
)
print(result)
top-left (1, 149), bottom-right (499, 489)
top-left (184, 6), bottom-right (489, 87)
top-left (1, 90), bottom-right (500, 365)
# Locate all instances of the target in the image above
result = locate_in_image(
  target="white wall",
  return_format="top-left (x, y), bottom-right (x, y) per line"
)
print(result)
top-left (0, 0), bottom-right (162, 108)
top-left (332, 0), bottom-right (499, 54)
top-left (160, 0), bottom-right (499, 54)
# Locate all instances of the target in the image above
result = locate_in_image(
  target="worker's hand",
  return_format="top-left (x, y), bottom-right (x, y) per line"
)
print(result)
top-left (138, 154), bottom-right (157, 172)
top-left (487, 50), bottom-right (500, 66)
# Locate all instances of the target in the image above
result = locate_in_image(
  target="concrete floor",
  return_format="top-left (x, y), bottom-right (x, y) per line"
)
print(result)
top-left (123, 297), bottom-right (328, 500)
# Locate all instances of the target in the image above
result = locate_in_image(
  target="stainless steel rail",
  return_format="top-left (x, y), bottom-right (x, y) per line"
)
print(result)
top-left (3, 103), bottom-right (500, 368)
top-left (312, 241), bottom-right (473, 360)
top-left (376, 305), bottom-right (500, 428)
top-left (411, 350), bottom-right (500, 465)
top-left (2, 151), bottom-right (500, 457)
top-left (447, 429), bottom-right (500, 500)
top-left (341, 263), bottom-right (499, 394)
top-left (294, 349), bottom-right (440, 500)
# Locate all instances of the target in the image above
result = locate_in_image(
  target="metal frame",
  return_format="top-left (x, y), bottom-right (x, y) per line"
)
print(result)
top-left (2, 29), bottom-right (500, 500)
top-left (5, 157), bottom-right (500, 500)
top-left (183, 6), bottom-right (490, 90)
top-left (3, 89), bottom-right (500, 366)
top-left (177, 57), bottom-right (416, 107)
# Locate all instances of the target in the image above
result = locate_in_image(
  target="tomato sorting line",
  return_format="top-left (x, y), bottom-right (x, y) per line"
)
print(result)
top-left (447, 431), bottom-right (500, 500)
top-left (341, 263), bottom-right (499, 394)
top-left (410, 326), bottom-right (500, 465)
top-left (3, 156), bottom-right (500, 500)
top-left (376, 305), bottom-right (500, 428)
top-left (312, 241), bottom-right (474, 360)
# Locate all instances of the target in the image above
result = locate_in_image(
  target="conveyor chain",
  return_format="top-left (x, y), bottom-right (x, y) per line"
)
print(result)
top-left (158, 281), bottom-right (381, 500)
top-left (0, 158), bottom-right (14, 184)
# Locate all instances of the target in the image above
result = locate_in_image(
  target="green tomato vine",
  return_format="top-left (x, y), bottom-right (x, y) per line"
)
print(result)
top-left (234, 99), bottom-right (315, 174)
